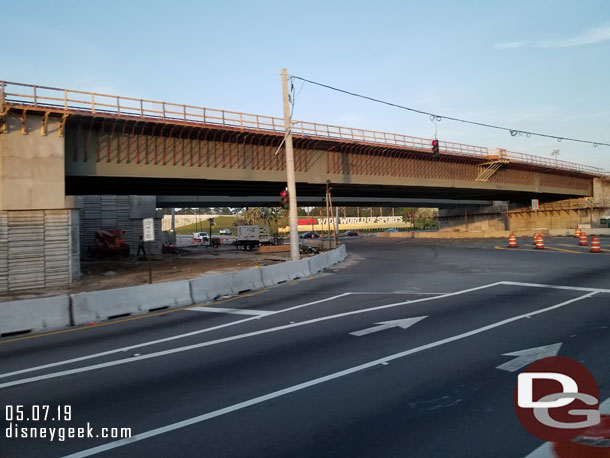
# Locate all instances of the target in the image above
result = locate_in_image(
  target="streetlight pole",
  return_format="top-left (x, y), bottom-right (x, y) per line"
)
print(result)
top-left (281, 68), bottom-right (300, 261)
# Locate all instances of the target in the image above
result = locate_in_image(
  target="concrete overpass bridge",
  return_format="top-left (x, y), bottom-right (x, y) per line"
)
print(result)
top-left (1, 81), bottom-right (608, 292)
top-left (1, 81), bottom-right (606, 204)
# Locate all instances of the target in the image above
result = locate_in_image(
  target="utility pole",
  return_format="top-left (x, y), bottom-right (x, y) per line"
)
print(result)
top-left (281, 68), bottom-right (299, 261)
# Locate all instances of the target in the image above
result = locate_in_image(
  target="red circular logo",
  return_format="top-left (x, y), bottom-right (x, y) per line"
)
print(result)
top-left (513, 356), bottom-right (599, 442)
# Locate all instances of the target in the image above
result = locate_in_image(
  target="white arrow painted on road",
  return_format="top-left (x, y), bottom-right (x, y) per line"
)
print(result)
top-left (350, 316), bottom-right (428, 337)
top-left (496, 343), bottom-right (562, 372)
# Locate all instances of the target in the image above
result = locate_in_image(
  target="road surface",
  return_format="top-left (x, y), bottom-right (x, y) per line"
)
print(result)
top-left (1, 237), bottom-right (609, 457)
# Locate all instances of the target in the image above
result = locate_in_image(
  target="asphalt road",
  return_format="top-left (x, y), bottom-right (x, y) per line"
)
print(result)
top-left (1, 236), bottom-right (609, 458)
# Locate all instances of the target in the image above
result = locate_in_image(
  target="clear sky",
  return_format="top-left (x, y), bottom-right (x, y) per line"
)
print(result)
top-left (2, 0), bottom-right (609, 170)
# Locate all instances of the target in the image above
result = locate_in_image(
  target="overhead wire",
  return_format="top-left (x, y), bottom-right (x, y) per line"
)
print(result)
top-left (288, 74), bottom-right (610, 148)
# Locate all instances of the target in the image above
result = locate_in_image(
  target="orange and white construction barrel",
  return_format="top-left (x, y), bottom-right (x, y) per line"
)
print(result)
top-left (508, 234), bottom-right (518, 248)
top-left (575, 227), bottom-right (582, 238)
top-left (535, 234), bottom-right (545, 249)
top-left (579, 232), bottom-right (588, 246)
top-left (591, 236), bottom-right (602, 253)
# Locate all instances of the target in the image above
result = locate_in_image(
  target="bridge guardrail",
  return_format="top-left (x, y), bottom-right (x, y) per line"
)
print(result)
top-left (0, 81), bottom-right (605, 176)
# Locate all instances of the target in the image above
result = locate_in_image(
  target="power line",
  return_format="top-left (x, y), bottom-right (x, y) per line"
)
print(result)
top-left (288, 74), bottom-right (610, 148)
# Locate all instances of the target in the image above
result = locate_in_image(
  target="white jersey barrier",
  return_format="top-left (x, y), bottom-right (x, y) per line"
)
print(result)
top-left (0, 246), bottom-right (348, 335)
top-left (0, 296), bottom-right (71, 336)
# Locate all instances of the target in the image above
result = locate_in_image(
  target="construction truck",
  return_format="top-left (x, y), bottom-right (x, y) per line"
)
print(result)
top-left (235, 225), bottom-right (272, 251)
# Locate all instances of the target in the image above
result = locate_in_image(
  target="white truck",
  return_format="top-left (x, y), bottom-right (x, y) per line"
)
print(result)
top-left (192, 232), bottom-right (209, 244)
top-left (235, 225), bottom-right (272, 251)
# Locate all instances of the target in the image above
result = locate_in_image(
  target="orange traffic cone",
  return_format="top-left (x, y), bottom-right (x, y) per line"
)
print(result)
top-left (591, 236), bottom-right (602, 253)
top-left (535, 234), bottom-right (545, 249)
top-left (575, 227), bottom-right (581, 238)
top-left (579, 232), bottom-right (588, 246)
top-left (508, 234), bottom-right (517, 248)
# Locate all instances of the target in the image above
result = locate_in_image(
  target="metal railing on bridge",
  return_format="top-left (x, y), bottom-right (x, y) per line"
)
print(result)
top-left (0, 80), bottom-right (606, 176)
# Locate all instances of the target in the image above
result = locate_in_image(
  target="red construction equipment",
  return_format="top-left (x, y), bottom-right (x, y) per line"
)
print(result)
top-left (89, 230), bottom-right (130, 258)
top-left (508, 234), bottom-right (517, 248)
top-left (591, 236), bottom-right (602, 253)
top-left (579, 232), bottom-right (588, 246)
top-left (535, 234), bottom-right (544, 249)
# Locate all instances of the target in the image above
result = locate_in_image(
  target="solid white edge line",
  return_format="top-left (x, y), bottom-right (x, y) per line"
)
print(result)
top-left (187, 307), bottom-right (275, 316)
top-left (501, 281), bottom-right (610, 294)
top-left (0, 293), bottom-right (352, 380)
top-left (6, 281), bottom-right (595, 381)
top-left (60, 291), bottom-right (599, 458)
top-left (0, 282), bottom-right (504, 389)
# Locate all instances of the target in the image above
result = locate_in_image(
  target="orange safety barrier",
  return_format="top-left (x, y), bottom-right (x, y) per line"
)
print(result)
top-left (533, 233), bottom-right (539, 245)
top-left (579, 232), bottom-right (588, 246)
top-left (575, 227), bottom-right (582, 238)
top-left (535, 234), bottom-right (545, 249)
top-left (508, 234), bottom-right (518, 248)
top-left (591, 236), bottom-right (602, 253)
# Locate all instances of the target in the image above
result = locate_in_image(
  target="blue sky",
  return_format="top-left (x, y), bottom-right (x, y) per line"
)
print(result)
top-left (2, 0), bottom-right (609, 169)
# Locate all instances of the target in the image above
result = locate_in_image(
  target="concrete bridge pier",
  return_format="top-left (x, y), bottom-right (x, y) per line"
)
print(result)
top-left (0, 112), bottom-right (162, 293)
top-left (0, 112), bottom-right (80, 293)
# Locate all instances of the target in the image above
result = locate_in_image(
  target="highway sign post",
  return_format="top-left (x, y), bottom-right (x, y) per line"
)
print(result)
top-left (532, 199), bottom-right (539, 231)
top-left (143, 218), bottom-right (154, 284)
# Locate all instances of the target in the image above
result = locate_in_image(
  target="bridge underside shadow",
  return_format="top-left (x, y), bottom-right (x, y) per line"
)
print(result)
top-left (65, 176), bottom-right (582, 207)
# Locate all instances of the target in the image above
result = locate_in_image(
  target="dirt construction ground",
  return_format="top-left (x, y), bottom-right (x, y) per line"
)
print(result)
top-left (1, 245), bottom-right (294, 301)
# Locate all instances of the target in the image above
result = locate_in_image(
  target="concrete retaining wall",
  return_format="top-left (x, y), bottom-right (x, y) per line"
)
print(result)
top-left (549, 228), bottom-right (610, 237)
top-left (0, 295), bottom-right (71, 336)
top-left (71, 281), bottom-right (192, 325)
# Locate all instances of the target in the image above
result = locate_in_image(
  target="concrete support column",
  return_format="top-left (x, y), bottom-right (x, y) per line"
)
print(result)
top-left (0, 112), bottom-right (80, 292)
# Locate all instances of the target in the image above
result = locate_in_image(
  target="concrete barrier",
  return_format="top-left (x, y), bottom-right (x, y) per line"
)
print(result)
top-left (261, 259), bottom-right (311, 287)
top-left (1, 247), bottom-right (349, 332)
top-left (308, 252), bottom-right (330, 274)
top-left (190, 267), bottom-right (264, 303)
top-left (232, 268), bottom-right (264, 294)
top-left (0, 295), bottom-right (71, 336)
top-left (190, 273), bottom-right (235, 303)
top-left (327, 248), bottom-right (343, 265)
top-left (71, 281), bottom-right (192, 325)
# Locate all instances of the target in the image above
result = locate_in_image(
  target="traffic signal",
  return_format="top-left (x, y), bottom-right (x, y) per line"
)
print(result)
top-left (280, 189), bottom-right (288, 208)
top-left (431, 139), bottom-right (440, 157)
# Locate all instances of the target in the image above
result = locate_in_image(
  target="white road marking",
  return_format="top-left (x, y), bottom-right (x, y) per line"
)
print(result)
top-left (350, 316), bottom-right (427, 336)
top-left (60, 291), bottom-right (598, 458)
top-left (348, 292), bottom-right (447, 296)
top-left (187, 307), bottom-right (275, 316)
top-left (0, 293), bottom-right (352, 381)
top-left (496, 343), bottom-right (563, 372)
top-left (501, 281), bottom-right (610, 294)
top-left (0, 282), bottom-right (503, 389)
top-left (523, 396), bottom-right (610, 458)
